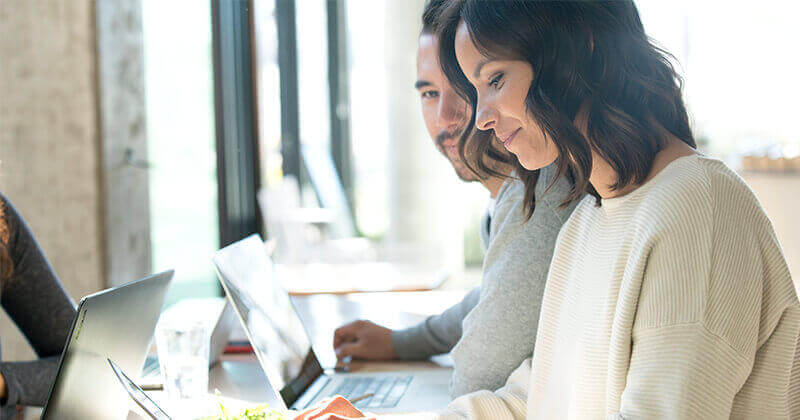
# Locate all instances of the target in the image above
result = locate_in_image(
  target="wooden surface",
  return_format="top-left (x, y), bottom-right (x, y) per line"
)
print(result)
top-left (280, 263), bottom-right (450, 296)
top-left (292, 291), bottom-right (466, 368)
top-left (127, 290), bottom-right (467, 419)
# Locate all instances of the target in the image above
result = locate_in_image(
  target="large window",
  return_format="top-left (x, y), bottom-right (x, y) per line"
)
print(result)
top-left (252, 0), bottom-right (487, 271)
top-left (637, 0), bottom-right (800, 160)
top-left (344, 0), bottom-right (391, 238)
top-left (142, 0), bottom-right (220, 305)
top-left (253, 0), bottom-right (283, 188)
top-left (344, 0), bottom-right (486, 266)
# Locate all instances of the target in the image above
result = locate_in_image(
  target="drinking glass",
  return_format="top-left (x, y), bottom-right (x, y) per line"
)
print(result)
top-left (155, 319), bottom-right (211, 401)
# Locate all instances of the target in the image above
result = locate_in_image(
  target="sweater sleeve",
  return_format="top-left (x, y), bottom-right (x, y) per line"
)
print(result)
top-left (614, 169), bottom-right (799, 419)
top-left (373, 360), bottom-right (530, 420)
top-left (434, 358), bottom-right (530, 420)
top-left (391, 287), bottom-right (480, 360)
top-left (0, 194), bottom-right (76, 411)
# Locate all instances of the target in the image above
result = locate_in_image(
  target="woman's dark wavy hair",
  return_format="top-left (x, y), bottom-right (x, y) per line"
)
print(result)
top-left (0, 202), bottom-right (12, 286)
top-left (437, 0), bottom-right (696, 205)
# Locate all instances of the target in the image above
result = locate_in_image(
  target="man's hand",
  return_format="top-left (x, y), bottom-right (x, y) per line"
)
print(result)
top-left (333, 320), bottom-right (398, 361)
top-left (293, 396), bottom-right (375, 420)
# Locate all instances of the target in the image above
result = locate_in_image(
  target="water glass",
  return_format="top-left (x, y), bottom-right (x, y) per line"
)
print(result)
top-left (155, 319), bottom-right (211, 401)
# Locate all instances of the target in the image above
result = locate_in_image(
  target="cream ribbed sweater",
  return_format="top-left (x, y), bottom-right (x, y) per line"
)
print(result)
top-left (412, 155), bottom-right (800, 419)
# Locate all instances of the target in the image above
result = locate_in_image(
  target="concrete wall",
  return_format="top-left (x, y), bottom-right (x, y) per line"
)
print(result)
top-left (0, 0), bottom-right (150, 361)
top-left (96, 0), bottom-right (151, 288)
top-left (0, 0), bottom-right (104, 360)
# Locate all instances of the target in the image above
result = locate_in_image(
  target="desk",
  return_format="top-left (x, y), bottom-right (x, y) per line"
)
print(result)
top-left (280, 263), bottom-right (451, 296)
top-left (129, 291), bottom-right (467, 419)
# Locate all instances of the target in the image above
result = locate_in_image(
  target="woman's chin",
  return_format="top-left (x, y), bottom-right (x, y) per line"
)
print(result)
top-left (519, 154), bottom-right (557, 171)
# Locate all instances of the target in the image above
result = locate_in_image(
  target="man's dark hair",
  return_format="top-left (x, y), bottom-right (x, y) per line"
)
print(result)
top-left (437, 0), bottom-right (696, 206)
top-left (421, 0), bottom-right (447, 34)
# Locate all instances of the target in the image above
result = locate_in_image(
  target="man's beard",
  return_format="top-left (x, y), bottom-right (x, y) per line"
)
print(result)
top-left (436, 131), bottom-right (479, 182)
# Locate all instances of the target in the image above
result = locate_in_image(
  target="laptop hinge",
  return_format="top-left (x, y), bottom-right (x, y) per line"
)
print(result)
top-left (291, 375), bottom-right (332, 410)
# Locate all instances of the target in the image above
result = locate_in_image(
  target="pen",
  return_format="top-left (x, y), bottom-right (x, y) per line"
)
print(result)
top-left (349, 392), bottom-right (374, 404)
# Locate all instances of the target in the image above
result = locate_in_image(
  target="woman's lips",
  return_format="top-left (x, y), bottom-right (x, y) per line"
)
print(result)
top-left (503, 128), bottom-right (521, 149)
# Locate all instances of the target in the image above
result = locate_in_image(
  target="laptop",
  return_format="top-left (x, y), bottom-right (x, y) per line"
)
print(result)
top-left (41, 270), bottom-right (174, 420)
top-left (212, 235), bottom-right (452, 413)
top-left (108, 359), bottom-right (172, 420)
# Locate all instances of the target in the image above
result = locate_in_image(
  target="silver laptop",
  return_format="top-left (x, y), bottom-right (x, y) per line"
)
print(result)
top-left (212, 235), bottom-right (452, 413)
top-left (41, 270), bottom-right (174, 420)
top-left (108, 359), bottom-right (172, 420)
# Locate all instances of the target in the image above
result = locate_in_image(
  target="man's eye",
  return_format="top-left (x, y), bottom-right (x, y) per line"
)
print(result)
top-left (489, 73), bottom-right (504, 89)
top-left (421, 91), bottom-right (439, 99)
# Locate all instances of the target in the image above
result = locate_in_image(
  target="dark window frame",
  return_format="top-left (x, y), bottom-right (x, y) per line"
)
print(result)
top-left (212, 0), bottom-right (263, 247)
top-left (326, 0), bottom-right (354, 208)
top-left (213, 0), bottom-right (358, 244)
top-left (276, 0), bottom-right (302, 182)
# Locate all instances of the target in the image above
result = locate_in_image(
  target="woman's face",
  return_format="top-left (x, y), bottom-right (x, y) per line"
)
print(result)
top-left (454, 21), bottom-right (559, 171)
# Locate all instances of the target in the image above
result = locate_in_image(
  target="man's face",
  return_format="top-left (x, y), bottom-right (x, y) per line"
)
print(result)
top-left (415, 33), bottom-right (478, 182)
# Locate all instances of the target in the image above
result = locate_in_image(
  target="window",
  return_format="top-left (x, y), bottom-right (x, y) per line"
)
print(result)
top-left (253, 0), bottom-right (283, 188)
top-left (254, 0), bottom-right (481, 273)
top-left (142, 0), bottom-right (220, 305)
top-left (637, 0), bottom-right (800, 159)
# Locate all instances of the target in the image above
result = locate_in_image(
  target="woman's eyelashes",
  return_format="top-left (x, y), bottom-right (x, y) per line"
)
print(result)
top-left (489, 72), bottom-right (504, 89)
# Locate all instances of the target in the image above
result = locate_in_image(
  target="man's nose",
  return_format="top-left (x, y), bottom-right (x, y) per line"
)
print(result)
top-left (437, 89), bottom-right (465, 132)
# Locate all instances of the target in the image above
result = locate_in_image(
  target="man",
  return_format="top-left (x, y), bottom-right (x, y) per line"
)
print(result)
top-left (331, 0), bottom-right (576, 398)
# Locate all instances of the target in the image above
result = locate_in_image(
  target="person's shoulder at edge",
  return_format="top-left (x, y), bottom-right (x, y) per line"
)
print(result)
top-left (638, 154), bottom-right (766, 222)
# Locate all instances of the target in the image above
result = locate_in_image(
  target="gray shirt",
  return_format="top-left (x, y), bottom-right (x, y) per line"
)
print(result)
top-left (0, 194), bottom-right (76, 419)
top-left (391, 163), bottom-right (578, 397)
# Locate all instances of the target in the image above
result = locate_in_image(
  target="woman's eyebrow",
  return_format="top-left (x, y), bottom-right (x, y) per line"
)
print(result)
top-left (473, 59), bottom-right (491, 78)
top-left (414, 80), bottom-right (432, 90)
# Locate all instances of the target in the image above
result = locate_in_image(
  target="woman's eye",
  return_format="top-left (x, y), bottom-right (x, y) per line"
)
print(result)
top-left (421, 91), bottom-right (439, 99)
top-left (489, 73), bottom-right (504, 89)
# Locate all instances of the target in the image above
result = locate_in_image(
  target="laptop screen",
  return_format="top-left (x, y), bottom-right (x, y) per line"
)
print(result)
top-left (108, 359), bottom-right (171, 420)
top-left (212, 235), bottom-right (323, 407)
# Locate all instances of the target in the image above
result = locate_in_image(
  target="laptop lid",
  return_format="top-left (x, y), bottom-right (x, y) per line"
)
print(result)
top-left (212, 235), bottom-right (323, 409)
top-left (108, 359), bottom-right (172, 420)
top-left (41, 270), bottom-right (174, 420)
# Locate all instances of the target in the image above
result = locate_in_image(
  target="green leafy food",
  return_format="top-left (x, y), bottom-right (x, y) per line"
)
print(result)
top-left (198, 402), bottom-right (287, 420)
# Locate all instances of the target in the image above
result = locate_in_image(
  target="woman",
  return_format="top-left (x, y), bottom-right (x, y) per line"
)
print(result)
top-left (0, 194), bottom-right (75, 419)
top-left (300, 1), bottom-right (800, 419)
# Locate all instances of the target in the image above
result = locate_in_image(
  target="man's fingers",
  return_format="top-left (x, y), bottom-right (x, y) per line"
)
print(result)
top-left (334, 341), bottom-right (365, 360)
top-left (333, 321), bottom-right (363, 349)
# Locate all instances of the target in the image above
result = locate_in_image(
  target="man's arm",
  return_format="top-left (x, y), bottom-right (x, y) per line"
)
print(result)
top-left (332, 288), bottom-right (480, 361)
top-left (391, 287), bottom-right (480, 359)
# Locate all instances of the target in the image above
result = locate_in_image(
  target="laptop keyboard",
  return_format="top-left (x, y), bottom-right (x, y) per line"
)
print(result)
top-left (330, 376), bottom-right (413, 409)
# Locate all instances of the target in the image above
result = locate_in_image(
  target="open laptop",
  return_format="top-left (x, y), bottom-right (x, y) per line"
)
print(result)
top-left (109, 359), bottom-right (172, 420)
top-left (212, 235), bottom-right (452, 413)
top-left (41, 270), bottom-right (174, 420)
